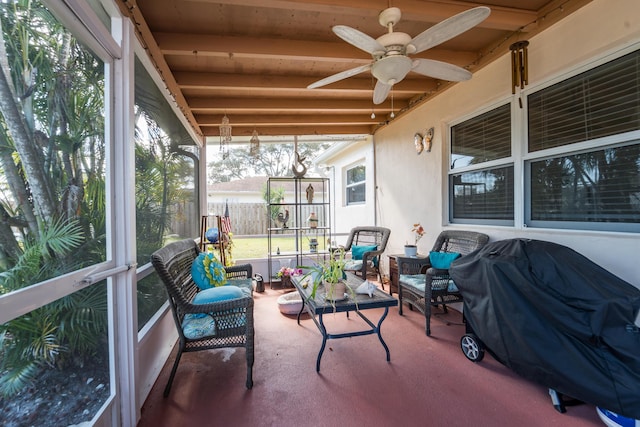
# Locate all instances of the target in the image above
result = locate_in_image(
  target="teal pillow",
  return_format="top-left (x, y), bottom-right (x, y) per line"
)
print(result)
top-left (193, 285), bottom-right (244, 304)
top-left (352, 245), bottom-right (377, 260)
top-left (191, 252), bottom-right (227, 290)
top-left (429, 251), bottom-right (461, 269)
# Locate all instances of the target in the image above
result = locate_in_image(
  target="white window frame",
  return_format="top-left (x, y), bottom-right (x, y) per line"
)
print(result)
top-left (344, 162), bottom-right (366, 206)
top-left (448, 43), bottom-right (640, 234)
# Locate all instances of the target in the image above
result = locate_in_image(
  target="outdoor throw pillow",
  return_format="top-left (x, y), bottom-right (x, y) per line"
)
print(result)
top-left (351, 245), bottom-right (377, 260)
top-left (193, 285), bottom-right (243, 305)
top-left (429, 251), bottom-right (461, 269)
top-left (191, 252), bottom-right (227, 290)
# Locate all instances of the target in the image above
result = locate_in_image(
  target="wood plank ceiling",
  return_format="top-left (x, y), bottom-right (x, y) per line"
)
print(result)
top-left (119, 0), bottom-right (591, 141)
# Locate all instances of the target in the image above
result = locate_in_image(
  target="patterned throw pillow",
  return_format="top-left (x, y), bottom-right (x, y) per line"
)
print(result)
top-left (191, 252), bottom-right (227, 289)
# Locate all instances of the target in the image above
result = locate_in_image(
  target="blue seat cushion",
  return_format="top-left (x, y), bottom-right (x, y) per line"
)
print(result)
top-left (344, 259), bottom-right (363, 272)
top-left (399, 274), bottom-right (426, 291)
top-left (183, 285), bottom-right (248, 339)
top-left (182, 314), bottom-right (217, 339)
top-left (227, 278), bottom-right (253, 295)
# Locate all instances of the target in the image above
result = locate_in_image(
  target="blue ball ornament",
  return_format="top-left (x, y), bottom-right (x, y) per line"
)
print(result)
top-left (205, 227), bottom-right (219, 243)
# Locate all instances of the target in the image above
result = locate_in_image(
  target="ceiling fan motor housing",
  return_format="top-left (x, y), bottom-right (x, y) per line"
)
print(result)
top-left (372, 56), bottom-right (413, 85)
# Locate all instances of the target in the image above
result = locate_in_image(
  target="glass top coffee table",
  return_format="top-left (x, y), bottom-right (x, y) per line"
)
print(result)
top-left (291, 272), bottom-right (398, 372)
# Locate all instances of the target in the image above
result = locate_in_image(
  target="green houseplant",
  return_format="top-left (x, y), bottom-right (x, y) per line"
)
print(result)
top-left (300, 248), bottom-right (354, 306)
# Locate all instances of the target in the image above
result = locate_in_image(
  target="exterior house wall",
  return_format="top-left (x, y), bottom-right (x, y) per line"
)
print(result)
top-left (315, 136), bottom-right (376, 245)
top-left (371, 0), bottom-right (640, 287)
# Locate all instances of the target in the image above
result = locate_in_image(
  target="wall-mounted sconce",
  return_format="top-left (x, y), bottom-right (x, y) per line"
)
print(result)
top-left (510, 40), bottom-right (529, 94)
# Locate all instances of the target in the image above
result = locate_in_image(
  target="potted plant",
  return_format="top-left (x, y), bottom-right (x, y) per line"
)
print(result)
top-left (300, 248), bottom-right (353, 307)
top-left (404, 223), bottom-right (425, 257)
top-left (277, 266), bottom-right (301, 288)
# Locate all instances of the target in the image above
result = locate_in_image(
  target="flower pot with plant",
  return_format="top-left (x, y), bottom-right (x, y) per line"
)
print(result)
top-left (405, 223), bottom-right (424, 257)
top-left (300, 249), bottom-right (354, 308)
top-left (277, 266), bottom-right (302, 287)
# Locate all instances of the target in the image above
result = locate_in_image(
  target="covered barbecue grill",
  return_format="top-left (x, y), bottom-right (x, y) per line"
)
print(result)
top-left (449, 238), bottom-right (640, 419)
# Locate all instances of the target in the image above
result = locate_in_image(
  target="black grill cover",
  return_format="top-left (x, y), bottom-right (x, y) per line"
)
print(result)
top-left (449, 238), bottom-right (640, 418)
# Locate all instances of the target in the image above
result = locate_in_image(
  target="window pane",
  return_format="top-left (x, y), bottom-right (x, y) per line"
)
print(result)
top-left (347, 165), bottom-right (365, 185)
top-left (134, 59), bottom-right (199, 329)
top-left (528, 50), bottom-right (640, 152)
top-left (0, 283), bottom-right (110, 426)
top-left (451, 104), bottom-right (511, 168)
top-left (451, 166), bottom-right (514, 221)
top-left (0, 1), bottom-right (107, 289)
top-left (530, 144), bottom-right (640, 224)
top-left (347, 183), bottom-right (365, 204)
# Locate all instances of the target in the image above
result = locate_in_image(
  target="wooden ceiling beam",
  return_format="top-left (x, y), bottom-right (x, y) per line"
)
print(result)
top-left (157, 33), bottom-right (480, 65)
top-left (174, 71), bottom-right (437, 93)
top-left (156, 33), bottom-right (371, 62)
top-left (195, 113), bottom-right (378, 126)
top-left (188, 97), bottom-right (393, 112)
top-left (202, 124), bottom-right (376, 137)
top-left (190, 0), bottom-right (536, 31)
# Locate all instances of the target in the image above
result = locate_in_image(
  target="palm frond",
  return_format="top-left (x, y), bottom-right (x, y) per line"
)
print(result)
top-left (0, 362), bottom-right (41, 397)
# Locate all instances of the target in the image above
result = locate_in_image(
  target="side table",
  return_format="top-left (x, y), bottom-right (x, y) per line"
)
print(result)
top-left (387, 253), bottom-right (428, 295)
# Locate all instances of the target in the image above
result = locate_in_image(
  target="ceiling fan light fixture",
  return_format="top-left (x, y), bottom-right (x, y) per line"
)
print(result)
top-left (372, 56), bottom-right (412, 85)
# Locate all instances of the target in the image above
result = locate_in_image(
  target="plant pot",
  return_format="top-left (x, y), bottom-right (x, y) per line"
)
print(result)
top-left (404, 245), bottom-right (418, 257)
top-left (325, 280), bottom-right (347, 301)
top-left (281, 275), bottom-right (293, 288)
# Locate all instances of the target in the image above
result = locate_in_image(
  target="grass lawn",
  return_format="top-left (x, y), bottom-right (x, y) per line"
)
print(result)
top-left (231, 236), bottom-right (295, 259)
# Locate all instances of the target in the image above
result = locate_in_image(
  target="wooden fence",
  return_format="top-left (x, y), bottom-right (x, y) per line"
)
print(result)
top-left (206, 202), bottom-right (328, 236)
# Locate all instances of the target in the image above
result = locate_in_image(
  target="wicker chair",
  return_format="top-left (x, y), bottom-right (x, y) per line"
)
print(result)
top-left (151, 239), bottom-right (254, 397)
top-left (340, 226), bottom-right (391, 288)
top-left (398, 230), bottom-right (489, 336)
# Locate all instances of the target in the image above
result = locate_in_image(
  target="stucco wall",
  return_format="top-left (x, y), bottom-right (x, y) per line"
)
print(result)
top-left (373, 0), bottom-right (640, 287)
top-left (319, 136), bottom-right (376, 242)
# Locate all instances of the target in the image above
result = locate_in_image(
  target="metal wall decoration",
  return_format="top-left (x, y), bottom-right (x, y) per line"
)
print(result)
top-left (413, 127), bottom-right (434, 154)
top-left (291, 135), bottom-right (307, 177)
top-left (423, 127), bottom-right (434, 153)
top-left (510, 40), bottom-right (529, 94)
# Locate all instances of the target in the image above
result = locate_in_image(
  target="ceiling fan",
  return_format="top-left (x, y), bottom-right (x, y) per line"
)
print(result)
top-left (307, 6), bottom-right (491, 104)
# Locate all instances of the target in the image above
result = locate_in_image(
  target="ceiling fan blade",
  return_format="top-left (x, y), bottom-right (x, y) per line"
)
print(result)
top-left (333, 25), bottom-right (386, 55)
top-left (408, 6), bottom-right (490, 54)
top-left (307, 64), bottom-right (372, 89)
top-left (412, 59), bottom-right (472, 81)
top-left (373, 80), bottom-right (391, 104)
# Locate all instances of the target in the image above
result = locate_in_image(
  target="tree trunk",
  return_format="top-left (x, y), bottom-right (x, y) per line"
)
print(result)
top-left (0, 20), bottom-right (58, 224)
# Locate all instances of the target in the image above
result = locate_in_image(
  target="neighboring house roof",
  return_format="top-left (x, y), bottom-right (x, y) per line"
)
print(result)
top-left (208, 176), bottom-right (319, 193)
top-left (208, 176), bottom-right (270, 192)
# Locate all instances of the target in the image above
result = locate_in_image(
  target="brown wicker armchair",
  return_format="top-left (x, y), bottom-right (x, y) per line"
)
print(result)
top-left (398, 230), bottom-right (489, 336)
top-left (340, 226), bottom-right (391, 287)
top-left (151, 239), bottom-right (254, 397)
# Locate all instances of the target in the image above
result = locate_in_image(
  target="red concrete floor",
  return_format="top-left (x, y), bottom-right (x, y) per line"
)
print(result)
top-left (138, 286), bottom-right (603, 427)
